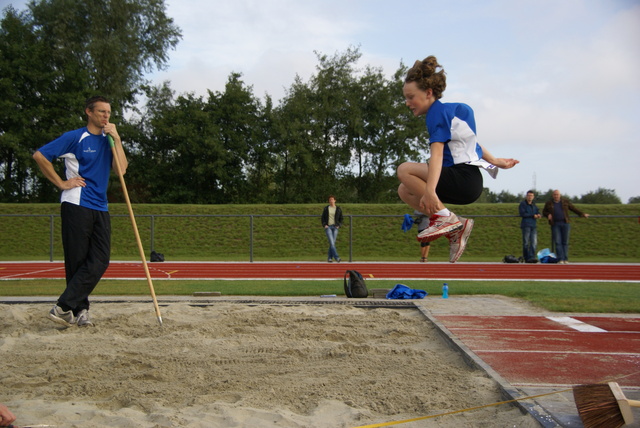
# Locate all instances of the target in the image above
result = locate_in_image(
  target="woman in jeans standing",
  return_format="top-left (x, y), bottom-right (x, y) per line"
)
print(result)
top-left (321, 195), bottom-right (343, 263)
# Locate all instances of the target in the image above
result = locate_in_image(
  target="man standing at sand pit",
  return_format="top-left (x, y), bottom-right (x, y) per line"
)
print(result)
top-left (33, 96), bottom-right (128, 327)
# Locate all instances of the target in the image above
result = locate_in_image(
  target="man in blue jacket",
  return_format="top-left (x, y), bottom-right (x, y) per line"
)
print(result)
top-left (33, 96), bottom-right (128, 327)
top-left (519, 190), bottom-right (541, 262)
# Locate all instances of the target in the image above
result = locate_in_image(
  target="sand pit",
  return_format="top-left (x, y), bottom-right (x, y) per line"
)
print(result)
top-left (0, 298), bottom-right (540, 427)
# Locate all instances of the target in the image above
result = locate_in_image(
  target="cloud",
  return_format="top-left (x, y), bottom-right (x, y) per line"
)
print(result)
top-left (155, 0), bottom-right (366, 99)
top-left (433, 2), bottom-right (640, 201)
top-left (536, 5), bottom-right (640, 103)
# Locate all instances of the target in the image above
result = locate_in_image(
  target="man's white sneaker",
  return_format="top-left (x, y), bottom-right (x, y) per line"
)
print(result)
top-left (48, 305), bottom-right (76, 327)
top-left (76, 309), bottom-right (94, 327)
top-left (416, 213), bottom-right (462, 243)
top-left (448, 217), bottom-right (474, 263)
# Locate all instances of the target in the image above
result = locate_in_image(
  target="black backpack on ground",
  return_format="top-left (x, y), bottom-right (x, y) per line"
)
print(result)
top-left (502, 255), bottom-right (519, 263)
top-left (343, 270), bottom-right (368, 298)
top-left (150, 250), bottom-right (165, 262)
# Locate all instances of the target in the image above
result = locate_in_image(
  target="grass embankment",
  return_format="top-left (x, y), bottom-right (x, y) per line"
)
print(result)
top-left (1, 203), bottom-right (639, 262)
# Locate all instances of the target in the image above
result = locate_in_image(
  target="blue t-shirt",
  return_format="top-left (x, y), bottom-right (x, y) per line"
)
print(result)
top-left (426, 100), bottom-right (484, 167)
top-left (37, 127), bottom-right (113, 211)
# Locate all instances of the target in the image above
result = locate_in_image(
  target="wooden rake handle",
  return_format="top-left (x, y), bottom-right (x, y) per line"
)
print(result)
top-left (609, 382), bottom-right (640, 424)
top-left (108, 134), bottom-right (163, 326)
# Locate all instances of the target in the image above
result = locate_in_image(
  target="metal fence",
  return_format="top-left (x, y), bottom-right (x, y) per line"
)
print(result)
top-left (1, 213), bottom-right (637, 262)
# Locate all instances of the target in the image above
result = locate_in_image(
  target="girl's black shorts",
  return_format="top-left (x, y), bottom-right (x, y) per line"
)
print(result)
top-left (436, 163), bottom-right (483, 205)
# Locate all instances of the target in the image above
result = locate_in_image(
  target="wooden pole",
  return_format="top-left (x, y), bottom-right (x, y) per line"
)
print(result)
top-left (108, 134), bottom-right (163, 326)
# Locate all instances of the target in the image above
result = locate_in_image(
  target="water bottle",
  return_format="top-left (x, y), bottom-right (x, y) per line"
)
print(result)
top-left (442, 283), bottom-right (449, 299)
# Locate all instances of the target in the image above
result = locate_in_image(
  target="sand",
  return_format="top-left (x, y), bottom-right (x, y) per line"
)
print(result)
top-left (0, 296), bottom-right (542, 427)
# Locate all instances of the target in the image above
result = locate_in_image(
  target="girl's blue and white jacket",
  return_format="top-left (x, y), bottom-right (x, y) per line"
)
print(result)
top-left (426, 100), bottom-right (498, 178)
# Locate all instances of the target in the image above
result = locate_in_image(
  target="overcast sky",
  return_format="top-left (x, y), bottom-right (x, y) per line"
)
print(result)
top-left (3, 0), bottom-right (639, 202)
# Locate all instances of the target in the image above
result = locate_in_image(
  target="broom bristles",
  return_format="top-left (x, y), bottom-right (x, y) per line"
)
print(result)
top-left (573, 384), bottom-right (625, 428)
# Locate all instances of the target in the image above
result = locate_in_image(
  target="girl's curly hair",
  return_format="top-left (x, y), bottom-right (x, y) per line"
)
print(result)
top-left (404, 56), bottom-right (447, 99)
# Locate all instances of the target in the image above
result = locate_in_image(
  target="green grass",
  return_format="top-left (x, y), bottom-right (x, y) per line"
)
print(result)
top-left (1, 279), bottom-right (638, 314)
top-left (1, 203), bottom-right (639, 262)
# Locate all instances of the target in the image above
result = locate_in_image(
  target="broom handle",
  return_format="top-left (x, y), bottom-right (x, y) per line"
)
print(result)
top-left (610, 382), bottom-right (640, 407)
top-left (108, 134), bottom-right (163, 326)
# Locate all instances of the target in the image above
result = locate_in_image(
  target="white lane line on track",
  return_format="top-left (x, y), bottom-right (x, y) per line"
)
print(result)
top-left (98, 277), bottom-right (340, 281)
top-left (0, 266), bottom-right (65, 279)
top-left (9, 275), bottom-right (640, 283)
top-left (447, 327), bottom-right (640, 335)
top-left (546, 316), bottom-right (608, 332)
top-left (447, 328), bottom-right (599, 333)
top-left (474, 350), bottom-right (639, 356)
top-left (513, 383), bottom-right (640, 389)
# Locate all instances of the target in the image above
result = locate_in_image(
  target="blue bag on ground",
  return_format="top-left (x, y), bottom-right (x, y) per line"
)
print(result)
top-left (386, 283), bottom-right (427, 299)
top-left (537, 248), bottom-right (558, 263)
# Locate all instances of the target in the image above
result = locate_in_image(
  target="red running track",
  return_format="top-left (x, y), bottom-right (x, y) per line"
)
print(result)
top-left (1, 261), bottom-right (639, 281)
top-left (437, 315), bottom-right (640, 388)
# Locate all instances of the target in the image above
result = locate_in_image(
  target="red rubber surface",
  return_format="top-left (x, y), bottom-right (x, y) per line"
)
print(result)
top-left (439, 315), bottom-right (640, 387)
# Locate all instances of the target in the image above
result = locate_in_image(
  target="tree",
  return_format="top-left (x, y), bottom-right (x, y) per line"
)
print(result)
top-left (269, 47), bottom-right (428, 203)
top-left (0, 0), bottom-right (181, 202)
top-left (537, 189), bottom-right (577, 203)
top-left (125, 74), bottom-right (265, 204)
top-left (306, 47), bottom-right (361, 198)
top-left (207, 73), bottom-right (263, 203)
top-left (628, 196), bottom-right (640, 204)
top-left (29, 0), bottom-right (181, 109)
top-left (0, 6), bottom-right (79, 202)
top-left (235, 94), bottom-right (276, 203)
top-left (126, 87), bottom-right (209, 203)
top-left (578, 188), bottom-right (621, 204)
top-left (347, 64), bottom-right (427, 202)
top-left (476, 188), bottom-right (520, 203)
top-left (271, 77), bottom-right (319, 203)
